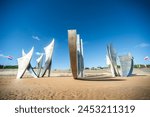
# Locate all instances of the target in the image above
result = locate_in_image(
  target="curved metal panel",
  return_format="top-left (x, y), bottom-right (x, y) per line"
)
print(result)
top-left (40, 39), bottom-right (54, 77)
top-left (106, 44), bottom-right (120, 77)
top-left (36, 53), bottom-right (44, 77)
top-left (17, 47), bottom-right (34, 79)
top-left (119, 53), bottom-right (134, 77)
top-left (80, 39), bottom-right (84, 77)
top-left (22, 49), bottom-right (38, 78)
top-left (68, 30), bottom-right (78, 79)
top-left (77, 35), bottom-right (84, 78)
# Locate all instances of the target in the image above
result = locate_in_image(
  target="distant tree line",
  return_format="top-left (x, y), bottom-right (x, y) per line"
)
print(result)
top-left (134, 64), bottom-right (150, 68)
top-left (84, 64), bottom-right (150, 70)
top-left (0, 65), bottom-right (18, 69)
top-left (85, 67), bottom-right (104, 70)
top-left (0, 64), bottom-right (150, 69)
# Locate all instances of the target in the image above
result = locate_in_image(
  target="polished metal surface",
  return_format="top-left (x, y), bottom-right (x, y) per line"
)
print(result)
top-left (119, 53), bottom-right (134, 77)
top-left (68, 30), bottom-right (78, 79)
top-left (36, 53), bottom-right (44, 77)
top-left (40, 39), bottom-right (54, 77)
top-left (68, 30), bottom-right (84, 79)
top-left (106, 44), bottom-right (120, 77)
top-left (17, 47), bottom-right (37, 79)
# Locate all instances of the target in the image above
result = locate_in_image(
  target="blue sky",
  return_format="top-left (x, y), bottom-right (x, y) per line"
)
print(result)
top-left (0, 0), bottom-right (150, 69)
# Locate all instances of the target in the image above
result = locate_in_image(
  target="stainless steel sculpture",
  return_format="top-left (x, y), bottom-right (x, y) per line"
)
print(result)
top-left (77, 34), bottom-right (84, 78)
top-left (22, 49), bottom-right (38, 78)
top-left (36, 53), bottom-right (44, 77)
top-left (68, 30), bottom-right (84, 79)
top-left (68, 30), bottom-right (78, 78)
top-left (106, 44), bottom-right (120, 77)
top-left (40, 39), bottom-right (54, 77)
top-left (17, 47), bottom-right (37, 79)
top-left (119, 53), bottom-right (134, 77)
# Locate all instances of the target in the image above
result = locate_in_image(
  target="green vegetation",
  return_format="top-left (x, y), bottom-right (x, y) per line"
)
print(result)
top-left (85, 64), bottom-right (150, 70)
top-left (134, 64), bottom-right (150, 68)
top-left (0, 65), bottom-right (18, 69)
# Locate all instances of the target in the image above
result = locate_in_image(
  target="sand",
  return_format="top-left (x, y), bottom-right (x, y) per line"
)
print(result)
top-left (0, 68), bottom-right (150, 100)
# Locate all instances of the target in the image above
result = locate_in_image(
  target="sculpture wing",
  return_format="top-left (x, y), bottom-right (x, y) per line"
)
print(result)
top-left (119, 53), bottom-right (133, 77)
top-left (40, 39), bottom-right (54, 77)
top-left (68, 30), bottom-right (78, 79)
top-left (17, 47), bottom-right (34, 79)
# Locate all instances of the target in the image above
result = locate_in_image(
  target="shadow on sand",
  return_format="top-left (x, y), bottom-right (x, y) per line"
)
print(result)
top-left (77, 75), bottom-right (127, 81)
top-left (130, 74), bottom-right (147, 77)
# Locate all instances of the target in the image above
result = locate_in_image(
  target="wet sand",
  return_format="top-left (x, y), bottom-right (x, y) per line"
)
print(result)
top-left (0, 69), bottom-right (150, 100)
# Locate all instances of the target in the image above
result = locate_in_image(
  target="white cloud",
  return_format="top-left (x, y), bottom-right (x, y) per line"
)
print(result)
top-left (36, 52), bottom-right (44, 56)
top-left (0, 54), bottom-right (8, 58)
top-left (32, 35), bottom-right (40, 41)
top-left (0, 54), bottom-right (5, 57)
top-left (135, 43), bottom-right (150, 48)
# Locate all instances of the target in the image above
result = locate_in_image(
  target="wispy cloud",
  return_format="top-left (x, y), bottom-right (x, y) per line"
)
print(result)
top-left (135, 43), bottom-right (150, 48)
top-left (36, 52), bottom-right (44, 56)
top-left (0, 54), bottom-right (13, 60)
top-left (32, 35), bottom-right (40, 41)
top-left (0, 54), bottom-right (6, 58)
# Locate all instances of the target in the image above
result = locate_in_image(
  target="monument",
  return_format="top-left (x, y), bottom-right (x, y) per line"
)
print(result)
top-left (17, 39), bottom-right (54, 79)
top-left (106, 44), bottom-right (120, 77)
top-left (119, 53), bottom-right (134, 77)
top-left (40, 39), bottom-right (54, 77)
top-left (77, 34), bottom-right (84, 78)
top-left (68, 30), bottom-right (84, 79)
top-left (36, 53), bottom-right (44, 77)
top-left (17, 47), bottom-right (37, 79)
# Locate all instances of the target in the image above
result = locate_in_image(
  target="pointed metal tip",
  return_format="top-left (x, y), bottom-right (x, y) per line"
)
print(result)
top-left (31, 46), bottom-right (34, 50)
top-left (51, 39), bottom-right (55, 46)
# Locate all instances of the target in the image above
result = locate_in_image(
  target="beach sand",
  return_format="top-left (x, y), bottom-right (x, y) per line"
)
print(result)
top-left (0, 69), bottom-right (150, 100)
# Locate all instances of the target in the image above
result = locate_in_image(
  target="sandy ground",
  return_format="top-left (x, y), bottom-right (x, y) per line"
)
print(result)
top-left (0, 68), bottom-right (150, 100)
